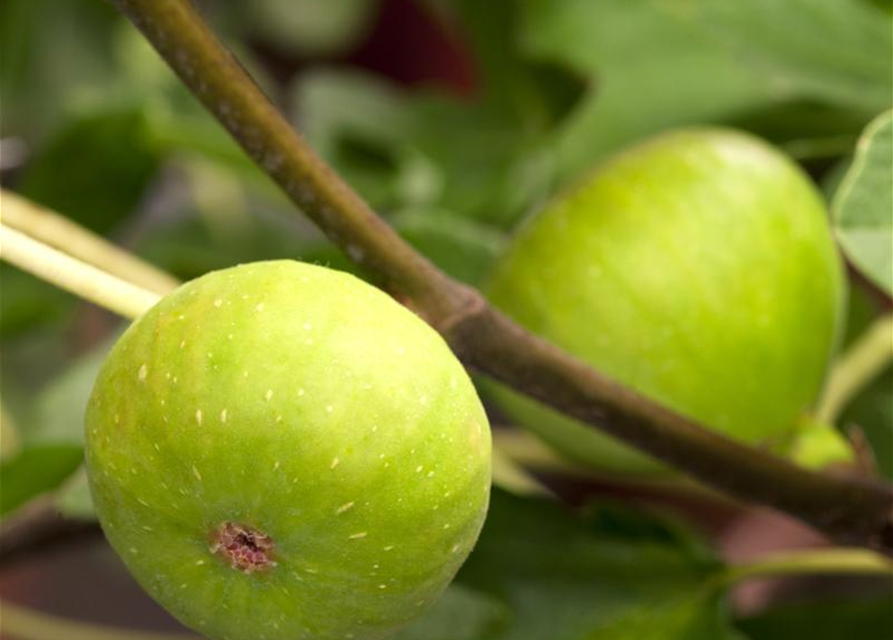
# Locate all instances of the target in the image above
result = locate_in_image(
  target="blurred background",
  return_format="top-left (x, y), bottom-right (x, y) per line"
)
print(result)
top-left (1, 0), bottom-right (891, 638)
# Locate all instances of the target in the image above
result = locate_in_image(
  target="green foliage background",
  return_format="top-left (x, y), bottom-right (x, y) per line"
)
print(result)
top-left (1, 1), bottom-right (891, 638)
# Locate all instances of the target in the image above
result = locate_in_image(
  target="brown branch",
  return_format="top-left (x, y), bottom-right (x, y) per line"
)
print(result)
top-left (107, 0), bottom-right (892, 552)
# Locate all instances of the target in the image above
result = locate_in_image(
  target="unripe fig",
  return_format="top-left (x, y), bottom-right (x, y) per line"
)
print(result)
top-left (85, 261), bottom-right (491, 640)
top-left (485, 128), bottom-right (845, 474)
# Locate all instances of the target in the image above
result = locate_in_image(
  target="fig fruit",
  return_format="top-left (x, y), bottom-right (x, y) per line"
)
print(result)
top-left (485, 128), bottom-right (845, 474)
top-left (85, 260), bottom-right (491, 640)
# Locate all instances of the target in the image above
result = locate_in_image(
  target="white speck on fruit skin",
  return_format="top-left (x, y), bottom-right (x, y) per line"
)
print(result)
top-left (427, 471), bottom-right (435, 478)
top-left (349, 532), bottom-right (367, 540)
top-left (383, 545), bottom-right (395, 551)
top-left (214, 299), bottom-right (223, 308)
top-left (196, 560), bottom-right (205, 566)
top-left (256, 302), bottom-right (265, 312)
top-left (137, 498), bottom-right (149, 507)
top-left (196, 409), bottom-right (203, 426)
top-left (379, 584), bottom-right (387, 589)
top-left (192, 465), bottom-right (202, 481)
top-left (336, 502), bottom-right (355, 514)
top-left (138, 364), bottom-right (148, 382)
top-left (303, 322), bottom-right (312, 330)
top-left (114, 414), bottom-right (120, 425)
top-left (330, 457), bottom-right (340, 469)
top-left (179, 340), bottom-right (186, 349)
top-left (220, 409), bottom-right (228, 423)
top-left (451, 544), bottom-right (461, 554)
top-left (415, 465), bottom-right (423, 473)
top-left (265, 389), bottom-right (274, 401)
top-left (326, 405), bottom-right (334, 414)
top-left (297, 388), bottom-right (305, 397)
top-left (273, 460), bottom-right (280, 472)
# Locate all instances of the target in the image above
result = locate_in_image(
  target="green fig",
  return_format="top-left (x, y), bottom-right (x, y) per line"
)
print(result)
top-left (485, 128), bottom-right (845, 474)
top-left (85, 260), bottom-right (491, 640)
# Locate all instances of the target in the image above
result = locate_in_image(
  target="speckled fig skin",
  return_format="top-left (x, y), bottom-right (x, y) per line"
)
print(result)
top-left (85, 261), bottom-right (491, 640)
top-left (485, 128), bottom-right (845, 475)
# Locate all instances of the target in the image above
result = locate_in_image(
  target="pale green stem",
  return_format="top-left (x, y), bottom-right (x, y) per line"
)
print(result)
top-left (816, 314), bottom-right (893, 424)
top-left (1, 190), bottom-right (179, 295)
top-left (0, 224), bottom-right (160, 320)
top-left (722, 548), bottom-right (893, 586)
top-left (0, 599), bottom-right (197, 640)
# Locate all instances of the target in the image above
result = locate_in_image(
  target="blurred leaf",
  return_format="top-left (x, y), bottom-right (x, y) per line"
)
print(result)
top-left (394, 585), bottom-right (508, 640)
top-left (833, 110), bottom-right (893, 295)
top-left (246, 0), bottom-right (378, 56)
top-left (390, 209), bottom-right (506, 285)
top-left (0, 444), bottom-right (83, 517)
top-left (513, 0), bottom-right (892, 178)
top-left (416, 490), bottom-right (740, 640)
top-left (293, 68), bottom-right (556, 227)
top-left (54, 468), bottom-right (96, 520)
top-left (302, 208), bottom-right (506, 285)
top-left (0, 0), bottom-right (119, 140)
top-left (18, 108), bottom-right (161, 234)
top-left (736, 596), bottom-right (893, 640)
top-left (0, 267), bottom-right (73, 336)
top-left (29, 339), bottom-right (114, 446)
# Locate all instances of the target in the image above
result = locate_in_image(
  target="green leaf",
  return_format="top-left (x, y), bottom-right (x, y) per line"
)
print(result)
top-left (833, 110), bottom-right (893, 295)
top-left (18, 108), bottom-right (161, 234)
top-left (513, 0), bottom-right (892, 178)
top-left (299, 209), bottom-right (506, 285)
top-left (394, 585), bottom-right (508, 640)
top-left (29, 339), bottom-right (114, 446)
top-left (246, 0), bottom-right (377, 56)
top-left (0, 444), bottom-right (83, 518)
top-left (390, 209), bottom-right (506, 285)
top-left (292, 69), bottom-right (557, 227)
top-left (736, 596), bottom-right (893, 640)
top-left (412, 490), bottom-right (740, 640)
top-left (54, 468), bottom-right (96, 520)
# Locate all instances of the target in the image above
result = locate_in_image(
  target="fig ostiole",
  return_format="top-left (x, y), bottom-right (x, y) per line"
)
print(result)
top-left (85, 260), bottom-right (491, 640)
top-left (485, 128), bottom-right (845, 475)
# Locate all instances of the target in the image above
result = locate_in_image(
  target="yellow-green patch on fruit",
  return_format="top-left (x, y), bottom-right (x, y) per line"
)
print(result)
top-left (485, 128), bottom-right (845, 474)
top-left (85, 260), bottom-right (491, 640)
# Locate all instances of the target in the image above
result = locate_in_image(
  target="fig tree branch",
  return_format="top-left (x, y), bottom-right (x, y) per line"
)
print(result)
top-left (107, 0), bottom-right (893, 552)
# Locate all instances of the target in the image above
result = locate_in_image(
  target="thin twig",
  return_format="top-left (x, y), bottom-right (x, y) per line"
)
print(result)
top-left (816, 314), bottom-right (893, 424)
top-left (0, 190), bottom-right (180, 295)
top-left (722, 547), bottom-right (893, 585)
top-left (105, 0), bottom-right (893, 553)
top-left (0, 224), bottom-right (161, 318)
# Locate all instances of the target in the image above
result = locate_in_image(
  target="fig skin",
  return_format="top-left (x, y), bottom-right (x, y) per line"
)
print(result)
top-left (485, 128), bottom-right (845, 474)
top-left (85, 261), bottom-right (491, 640)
